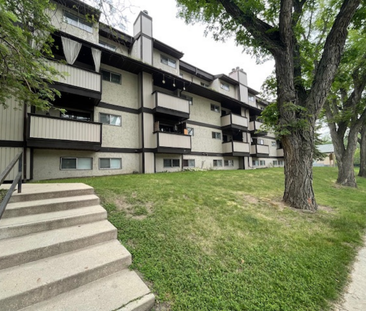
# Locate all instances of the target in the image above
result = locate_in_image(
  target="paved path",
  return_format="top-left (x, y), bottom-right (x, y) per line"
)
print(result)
top-left (335, 238), bottom-right (366, 311)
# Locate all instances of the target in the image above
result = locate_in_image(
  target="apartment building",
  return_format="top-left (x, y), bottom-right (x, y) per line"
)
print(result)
top-left (0, 0), bottom-right (284, 181)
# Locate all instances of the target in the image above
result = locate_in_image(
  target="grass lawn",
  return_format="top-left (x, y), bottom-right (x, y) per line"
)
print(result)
top-left (43, 167), bottom-right (366, 310)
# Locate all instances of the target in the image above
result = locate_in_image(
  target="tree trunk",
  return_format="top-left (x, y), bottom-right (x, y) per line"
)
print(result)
top-left (274, 48), bottom-right (318, 211)
top-left (329, 123), bottom-right (359, 187)
top-left (282, 129), bottom-right (317, 211)
top-left (359, 125), bottom-right (366, 177)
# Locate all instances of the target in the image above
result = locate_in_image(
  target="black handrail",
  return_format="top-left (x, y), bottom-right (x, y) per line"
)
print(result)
top-left (0, 152), bottom-right (23, 220)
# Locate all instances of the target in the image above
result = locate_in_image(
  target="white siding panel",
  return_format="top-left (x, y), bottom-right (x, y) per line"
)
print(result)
top-left (0, 98), bottom-right (24, 141)
top-left (29, 116), bottom-right (100, 142)
top-left (47, 61), bottom-right (101, 92)
top-left (0, 148), bottom-right (23, 180)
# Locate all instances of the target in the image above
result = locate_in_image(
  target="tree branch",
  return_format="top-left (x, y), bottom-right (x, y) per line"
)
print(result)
top-left (217, 0), bottom-right (283, 55)
top-left (308, 0), bottom-right (361, 116)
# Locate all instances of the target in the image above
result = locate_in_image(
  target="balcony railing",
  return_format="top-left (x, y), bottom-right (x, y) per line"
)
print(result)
top-left (221, 114), bottom-right (248, 130)
top-left (155, 132), bottom-right (191, 153)
top-left (222, 141), bottom-right (250, 155)
top-left (249, 120), bottom-right (267, 135)
top-left (46, 60), bottom-right (101, 93)
top-left (250, 144), bottom-right (270, 155)
top-left (153, 92), bottom-right (190, 119)
top-left (27, 114), bottom-right (102, 151)
top-left (277, 148), bottom-right (284, 157)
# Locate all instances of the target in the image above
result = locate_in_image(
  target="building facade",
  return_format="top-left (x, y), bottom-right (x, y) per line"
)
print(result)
top-left (0, 0), bottom-right (284, 181)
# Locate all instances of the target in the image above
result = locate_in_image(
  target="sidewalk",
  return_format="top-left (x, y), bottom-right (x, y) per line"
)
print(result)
top-left (335, 238), bottom-right (366, 311)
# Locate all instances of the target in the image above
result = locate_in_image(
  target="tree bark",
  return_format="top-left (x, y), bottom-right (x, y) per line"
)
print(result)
top-left (359, 125), bottom-right (366, 177)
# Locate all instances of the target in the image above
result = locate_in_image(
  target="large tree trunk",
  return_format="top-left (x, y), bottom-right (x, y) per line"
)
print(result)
top-left (336, 152), bottom-right (357, 187)
top-left (282, 129), bottom-right (317, 210)
top-left (274, 47), bottom-right (318, 211)
top-left (359, 125), bottom-right (366, 177)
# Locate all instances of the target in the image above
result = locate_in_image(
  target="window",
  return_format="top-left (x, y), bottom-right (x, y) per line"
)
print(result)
top-left (258, 139), bottom-right (265, 145)
top-left (211, 104), bottom-right (220, 113)
top-left (187, 127), bottom-right (194, 136)
top-left (273, 160), bottom-right (278, 166)
top-left (260, 160), bottom-right (266, 166)
top-left (161, 55), bottom-right (176, 68)
top-left (248, 95), bottom-right (255, 102)
top-left (99, 40), bottom-right (116, 51)
top-left (271, 141), bottom-right (277, 147)
top-left (163, 159), bottom-right (180, 168)
top-left (212, 132), bottom-right (221, 140)
top-left (99, 113), bottom-right (121, 126)
top-left (213, 160), bottom-right (223, 167)
top-left (183, 159), bottom-right (195, 167)
top-left (224, 160), bottom-right (234, 167)
top-left (220, 82), bottom-right (230, 91)
top-left (201, 82), bottom-right (209, 88)
top-left (99, 158), bottom-right (121, 169)
top-left (278, 160), bottom-right (284, 166)
top-left (252, 160), bottom-right (259, 166)
top-left (64, 11), bottom-right (93, 33)
top-left (60, 157), bottom-right (92, 170)
top-left (101, 70), bottom-right (121, 84)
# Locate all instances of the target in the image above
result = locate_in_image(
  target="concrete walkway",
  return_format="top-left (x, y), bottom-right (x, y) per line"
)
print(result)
top-left (335, 238), bottom-right (366, 311)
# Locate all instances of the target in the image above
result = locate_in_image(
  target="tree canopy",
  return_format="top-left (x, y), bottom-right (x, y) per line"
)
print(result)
top-left (177, 0), bottom-right (362, 211)
top-left (0, 0), bottom-right (61, 110)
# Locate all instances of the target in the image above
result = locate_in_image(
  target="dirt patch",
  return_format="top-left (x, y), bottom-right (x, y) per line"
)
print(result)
top-left (243, 194), bottom-right (259, 204)
top-left (113, 196), bottom-right (153, 220)
top-left (318, 205), bottom-right (335, 213)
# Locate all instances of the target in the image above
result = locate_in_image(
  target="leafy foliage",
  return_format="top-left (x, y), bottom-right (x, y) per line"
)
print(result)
top-left (0, 0), bottom-right (63, 110)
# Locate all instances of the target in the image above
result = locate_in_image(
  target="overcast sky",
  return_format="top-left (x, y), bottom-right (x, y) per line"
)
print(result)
top-left (122, 0), bottom-right (275, 92)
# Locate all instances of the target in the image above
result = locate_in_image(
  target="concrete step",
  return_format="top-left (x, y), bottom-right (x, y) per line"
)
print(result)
top-left (0, 240), bottom-right (132, 311)
top-left (2, 194), bottom-right (100, 219)
top-left (0, 205), bottom-right (107, 240)
top-left (20, 270), bottom-right (155, 311)
top-left (0, 220), bottom-right (117, 270)
top-left (8, 183), bottom-right (95, 203)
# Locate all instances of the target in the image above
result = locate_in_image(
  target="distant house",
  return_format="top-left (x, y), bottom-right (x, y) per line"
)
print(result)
top-left (313, 144), bottom-right (335, 167)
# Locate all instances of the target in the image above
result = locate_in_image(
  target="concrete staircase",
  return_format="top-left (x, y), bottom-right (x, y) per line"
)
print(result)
top-left (0, 183), bottom-right (154, 311)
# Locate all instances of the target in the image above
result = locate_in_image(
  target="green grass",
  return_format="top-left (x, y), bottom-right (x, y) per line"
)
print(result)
top-left (42, 168), bottom-right (366, 310)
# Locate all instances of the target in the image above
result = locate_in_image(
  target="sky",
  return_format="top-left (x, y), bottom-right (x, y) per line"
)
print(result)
top-left (122, 0), bottom-right (275, 92)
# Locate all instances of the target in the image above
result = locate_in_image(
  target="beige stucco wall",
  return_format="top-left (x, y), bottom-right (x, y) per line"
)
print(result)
top-left (99, 36), bottom-right (128, 55)
top-left (144, 152), bottom-right (155, 173)
top-left (187, 124), bottom-right (222, 153)
top-left (210, 79), bottom-right (237, 98)
top-left (182, 155), bottom-right (240, 170)
top-left (143, 113), bottom-right (156, 149)
top-left (188, 94), bottom-right (221, 126)
top-left (155, 154), bottom-right (181, 173)
top-left (0, 98), bottom-right (24, 141)
top-left (100, 66), bottom-right (138, 109)
top-left (32, 149), bottom-right (140, 180)
top-left (152, 50), bottom-right (179, 75)
top-left (49, 5), bottom-right (98, 44)
top-left (142, 73), bottom-right (154, 109)
top-left (94, 107), bottom-right (140, 149)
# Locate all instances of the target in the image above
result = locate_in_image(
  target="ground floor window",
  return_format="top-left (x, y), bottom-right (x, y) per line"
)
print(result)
top-left (60, 157), bottom-right (92, 170)
top-left (260, 160), bottom-right (265, 166)
top-left (213, 159), bottom-right (223, 167)
top-left (224, 160), bottom-right (234, 167)
top-left (164, 159), bottom-right (180, 168)
top-left (183, 159), bottom-right (195, 167)
top-left (99, 158), bottom-right (121, 169)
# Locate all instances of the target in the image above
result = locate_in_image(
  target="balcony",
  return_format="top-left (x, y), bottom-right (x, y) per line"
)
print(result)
top-left (250, 144), bottom-right (270, 156)
top-left (221, 114), bottom-right (248, 131)
top-left (155, 132), bottom-right (191, 154)
top-left (27, 114), bottom-right (102, 151)
top-left (222, 141), bottom-right (250, 156)
top-left (249, 120), bottom-right (267, 136)
top-left (277, 148), bottom-right (284, 157)
top-left (153, 92), bottom-right (190, 120)
top-left (46, 61), bottom-right (101, 104)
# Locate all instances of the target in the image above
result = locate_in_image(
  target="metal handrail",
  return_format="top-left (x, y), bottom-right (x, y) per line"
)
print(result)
top-left (0, 152), bottom-right (23, 219)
